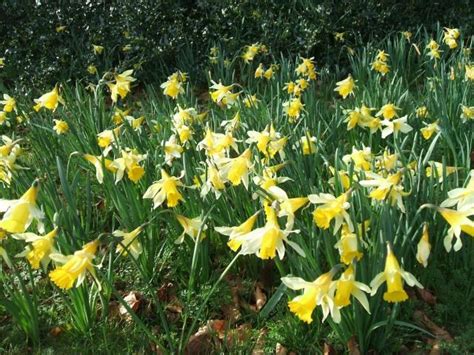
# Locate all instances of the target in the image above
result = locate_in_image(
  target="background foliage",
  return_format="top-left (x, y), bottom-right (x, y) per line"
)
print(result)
top-left (1, 0), bottom-right (473, 90)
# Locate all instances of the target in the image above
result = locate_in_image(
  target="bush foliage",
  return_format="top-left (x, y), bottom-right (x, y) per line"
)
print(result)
top-left (1, 0), bottom-right (472, 90)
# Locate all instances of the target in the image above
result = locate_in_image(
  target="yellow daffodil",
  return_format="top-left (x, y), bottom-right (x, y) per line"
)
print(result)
top-left (371, 60), bottom-right (390, 75)
top-left (243, 94), bottom-right (259, 108)
top-left (334, 265), bottom-right (371, 313)
top-left (376, 103), bottom-right (399, 120)
top-left (92, 44), bottom-right (104, 55)
top-left (440, 171), bottom-right (474, 210)
top-left (53, 119), bottom-right (69, 135)
top-left (427, 205), bottom-right (474, 252)
top-left (416, 224), bottom-right (431, 267)
top-left (283, 97), bottom-right (304, 122)
top-left (416, 106), bottom-right (428, 119)
top-left (335, 224), bottom-right (363, 264)
top-left (246, 124), bottom-right (286, 159)
top-left (209, 80), bottom-right (239, 108)
top-left (461, 105), bottom-right (474, 122)
top-left (334, 75), bottom-right (355, 99)
top-left (83, 154), bottom-right (117, 184)
top-left (0, 94), bottom-right (16, 113)
top-left (370, 244), bottom-right (423, 303)
top-left (359, 171), bottom-right (409, 212)
top-left (143, 169), bottom-right (184, 208)
top-left (87, 65), bottom-right (98, 75)
top-left (308, 191), bottom-right (353, 234)
top-left (199, 161), bottom-right (226, 198)
top-left (110, 149), bottom-right (146, 184)
top-left (161, 72), bottom-right (186, 99)
top-left (420, 121), bottom-right (440, 140)
top-left (197, 128), bottom-right (239, 158)
top-left (97, 127), bottom-right (121, 151)
top-left (107, 69), bottom-right (136, 103)
top-left (381, 116), bottom-right (413, 139)
top-left (164, 134), bottom-right (184, 166)
top-left (425, 161), bottom-right (457, 182)
top-left (234, 205), bottom-right (301, 260)
top-left (215, 148), bottom-right (253, 188)
top-left (242, 43), bottom-right (261, 63)
top-left (402, 31), bottom-right (412, 41)
top-left (113, 226), bottom-right (143, 258)
top-left (14, 227), bottom-right (58, 269)
top-left (298, 133), bottom-right (317, 155)
top-left (0, 180), bottom-right (44, 235)
top-left (426, 40), bottom-right (441, 60)
top-left (465, 64), bottom-right (474, 81)
top-left (33, 86), bottom-right (63, 112)
top-left (443, 28), bottom-right (460, 49)
top-left (342, 146), bottom-right (372, 171)
top-left (282, 267), bottom-right (340, 324)
top-left (175, 214), bottom-right (208, 244)
top-left (295, 57), bottom-right (317, 80)
top-left (49, 240), bottom-right (99, 290)
top-left (215, 212), bottom-right (260, 251)
top-left (255, 63), bottom-right (264, 78)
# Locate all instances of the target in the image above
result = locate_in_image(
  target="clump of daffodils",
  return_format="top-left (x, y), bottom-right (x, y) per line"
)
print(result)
top-left (371, 50), bottom-right (390, 75)
top-left (107, 70), bottom-right (136, 103)
top-left (161, 71), bottom-right (187, 99)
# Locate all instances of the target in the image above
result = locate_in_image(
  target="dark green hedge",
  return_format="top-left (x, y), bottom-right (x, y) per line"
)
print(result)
top-left (0, 0), bottom-right (472, 90)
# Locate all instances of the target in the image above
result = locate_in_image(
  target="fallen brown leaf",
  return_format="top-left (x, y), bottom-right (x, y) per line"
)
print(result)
top-left (119, 291), bottom-right (142, 317)
top-left (224, 323), bottom-right (252, 349)
top-left (252, 328), bottom-right (268, 355)
top-left (416, 288), bottom-right (437, 306)
top-left (323, 342), bottom-right (336, 355)
top-left (414, 310), bottom-right (453, 341)
top-left (276, 342), bottom-right (288, 355)
top-left (347, 336), bottom-right (361, 355)
top-left (255, 283), bottom-right (267, 311)
top-left (185, 324), bottom-right (213, 355)
top-left (49, 326), bottom-right (63, 337)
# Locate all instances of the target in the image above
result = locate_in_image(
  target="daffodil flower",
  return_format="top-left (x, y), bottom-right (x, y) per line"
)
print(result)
top-left (83, 154), bottom-right (117, 184)
top-left (107, 69), bottom-right (136, 103)
top-left (376, 103), bottom-right (399, 120)
top-left (334, 265), bottom-right (371, 313)
top-left (282, 267), bottom-right (340, 324)
top-left (233, 205), bottom-right (302, 260)
top-left (0, 179), bottom-right (44, 235)
top-left (164, 134), bottom-right (184, 166)
top-left (334, 224), bottom-right (363, 265)
top-left (14, 227), bottom-right (58, 269)
top-left (33, 86), bottom-right (64, 112)
top-left (49, 240), bottom-right (99, 290)
top-left (416, 224), bottom-right (431, 267)
top-left (381, 116), bottom-right (413, 139)
top-left (420, 121), bottom-right (440, 140)
top-left (427, 205), bottom-right (474, 252)
top-left (0, 94), bottom-right (16, 113)
top-left (440, 171), bottom-right (474, 210)
top-left (308, 191), bottom-right (353, 234)
top-left (113, 226), bottom-right (143, 258)
top-left (215, 212), bottom-right (260, 251)
top-left (359, 171), bottom-right (410, 212)
top-left (343, 146), bottom-right (372, 171)
top-left (370, 244), bottom-right (422, 303)
top-left (334, 75), bottom-right (355, 99)
top-left (215, 148), bottom-right (253, 189)
top-left (175, 214), bottom-right (207, 244)
top-left (143, 169), bottom-right (184, 209)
